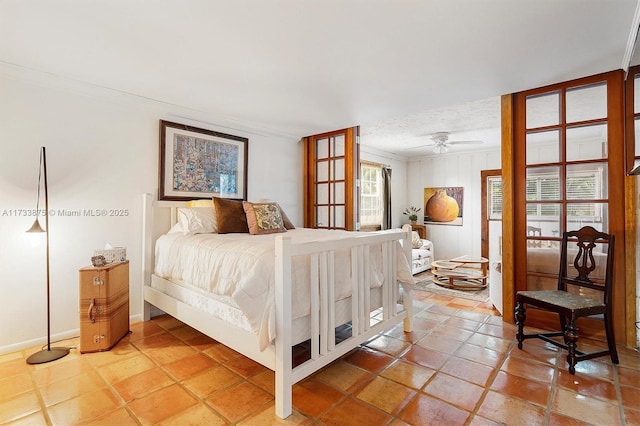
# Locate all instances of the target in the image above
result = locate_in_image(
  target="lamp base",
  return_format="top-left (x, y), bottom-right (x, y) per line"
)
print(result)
top-left (26, 347), bottom-right (70, 364)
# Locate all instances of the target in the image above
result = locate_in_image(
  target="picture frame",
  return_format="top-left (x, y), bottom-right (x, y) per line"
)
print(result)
top-left (159, 120), bottom-right (248, 201)
top-left (423, 186), bottom-right (464, 226)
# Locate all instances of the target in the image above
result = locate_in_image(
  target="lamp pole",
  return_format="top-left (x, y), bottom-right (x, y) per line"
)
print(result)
top-left (26, 147), bottom-right (70, 364)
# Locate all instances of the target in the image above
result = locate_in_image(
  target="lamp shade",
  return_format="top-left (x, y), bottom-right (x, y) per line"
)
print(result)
top-left (26, 217), bottom-right (45, 233)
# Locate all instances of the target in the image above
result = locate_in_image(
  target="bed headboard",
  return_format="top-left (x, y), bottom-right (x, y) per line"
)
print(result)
top-left (141, 194), bottom-right (186, 292)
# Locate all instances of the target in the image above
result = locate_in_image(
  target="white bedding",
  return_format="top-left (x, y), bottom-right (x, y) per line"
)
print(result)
top-left (155, 228), bottom-right (413, 350)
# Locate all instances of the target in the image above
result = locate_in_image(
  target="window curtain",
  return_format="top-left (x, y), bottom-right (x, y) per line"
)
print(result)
top-left (382, 166), bottom-right (392, 229)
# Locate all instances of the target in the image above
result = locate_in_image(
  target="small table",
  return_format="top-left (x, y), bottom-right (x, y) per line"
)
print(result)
top-left (431, 255), bottom-right (489, 290)
top-left (410, 224), bottom-right (426, 240)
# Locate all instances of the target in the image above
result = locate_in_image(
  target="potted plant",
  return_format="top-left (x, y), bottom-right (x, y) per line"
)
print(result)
top-left (402, 206), bottom-right (421, 224)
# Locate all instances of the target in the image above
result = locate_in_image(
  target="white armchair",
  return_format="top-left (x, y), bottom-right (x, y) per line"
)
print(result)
top-left (402, 225), bottom-right (435, 275)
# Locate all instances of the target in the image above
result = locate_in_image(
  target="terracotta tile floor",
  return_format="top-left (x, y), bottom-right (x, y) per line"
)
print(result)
top-left (1, 290), bottom-right (639, 425)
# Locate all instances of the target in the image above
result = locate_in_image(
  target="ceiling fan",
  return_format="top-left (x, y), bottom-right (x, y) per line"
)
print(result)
top-left (415, 131), bottom-right (484, 154)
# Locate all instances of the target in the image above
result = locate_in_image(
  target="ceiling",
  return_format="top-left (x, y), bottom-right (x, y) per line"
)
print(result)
top-left (1, 1), bottom-right (639, 158)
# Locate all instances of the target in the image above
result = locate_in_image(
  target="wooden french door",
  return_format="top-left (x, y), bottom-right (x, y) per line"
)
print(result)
top-left (303, 127), bottom-right (359, 230)
top-left (512, 70), bottom-right (628, 344)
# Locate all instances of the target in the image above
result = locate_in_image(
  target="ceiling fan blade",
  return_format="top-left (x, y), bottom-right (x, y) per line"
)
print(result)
top-left (405, 143), bottom-right (435, 150)
top-left (447, 140), bottom-right (483, 145)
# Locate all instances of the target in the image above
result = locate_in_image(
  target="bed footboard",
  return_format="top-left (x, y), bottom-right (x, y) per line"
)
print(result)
top-left (273, 229), bottom-right (412, 418)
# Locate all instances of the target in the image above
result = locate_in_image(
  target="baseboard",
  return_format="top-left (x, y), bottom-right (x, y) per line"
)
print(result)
top-left (0, 314), bottom-right (143, 356)
top-left (0, 328), bottom-right (80, 356)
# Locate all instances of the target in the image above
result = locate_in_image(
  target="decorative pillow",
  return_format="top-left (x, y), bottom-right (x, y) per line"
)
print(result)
top-left (411, 231), bottom-right (423, 249)
top-left (243, 201), bottom-right (287, 235)
top-left (186, 199), bottom-right (214, 208)
top-left (276, 203), bottom-right (296, 230)
top-left (212, 197), bottom-right (249, 234)
top-left (177, 207), bottom-right (217, 234)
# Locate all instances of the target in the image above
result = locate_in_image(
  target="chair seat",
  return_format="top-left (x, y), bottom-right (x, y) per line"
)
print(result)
top-left (517, 290), bottom-right (605, 311)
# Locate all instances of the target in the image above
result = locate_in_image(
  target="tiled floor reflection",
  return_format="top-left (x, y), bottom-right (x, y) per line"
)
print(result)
top-left (1, 288), bottom-right (638, 425)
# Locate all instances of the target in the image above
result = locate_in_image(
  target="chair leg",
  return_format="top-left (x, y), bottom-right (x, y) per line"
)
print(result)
top-left (558, 314), bottom-right (568, 344)
top-left (565, 320), bottom-right (579, 374)
top-left (604, 314), bottom-right (619, 364)
top-left (514, 302), bottom-right (526, 350)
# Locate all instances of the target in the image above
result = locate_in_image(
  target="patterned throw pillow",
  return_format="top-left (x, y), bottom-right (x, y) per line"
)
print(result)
top-left (243, 202), bottom-right (287, 235)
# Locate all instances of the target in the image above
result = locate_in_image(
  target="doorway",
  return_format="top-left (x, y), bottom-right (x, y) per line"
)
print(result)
top-left (481, 169), bottom-right (502, 314)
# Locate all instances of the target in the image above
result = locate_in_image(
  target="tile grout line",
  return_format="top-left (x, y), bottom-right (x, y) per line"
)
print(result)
top-left (612, 363), bottom-right (627, 426)
top-left (543, 349), bottom-right (561, 426)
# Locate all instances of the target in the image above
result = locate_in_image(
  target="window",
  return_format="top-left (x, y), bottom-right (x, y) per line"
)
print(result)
top-left (488, 176), bottom-right (502, 220)
top-left (360, 163), bottom-right (383, 226)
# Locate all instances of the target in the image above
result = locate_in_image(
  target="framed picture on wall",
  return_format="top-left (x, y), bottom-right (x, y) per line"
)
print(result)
top-left (423, 186), bottom-right (464, 226)
top-left (159, 120), bottom-right (248, 201)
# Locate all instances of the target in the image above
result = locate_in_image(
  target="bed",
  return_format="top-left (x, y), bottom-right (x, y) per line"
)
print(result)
top-left (140, 194), bottom-right (414, 418)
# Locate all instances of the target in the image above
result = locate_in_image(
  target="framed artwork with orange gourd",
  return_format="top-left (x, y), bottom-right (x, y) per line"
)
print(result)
top-left (423, 186), bottom-right (463, 226)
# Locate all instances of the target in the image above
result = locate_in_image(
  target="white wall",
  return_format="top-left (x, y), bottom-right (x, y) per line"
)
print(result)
top-left (407, 150), bottom-right (501, 260)
top-left (0, 71), bottom-right (302, 353)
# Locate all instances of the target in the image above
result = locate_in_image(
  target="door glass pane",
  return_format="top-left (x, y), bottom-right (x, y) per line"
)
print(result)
top-left (333, 135), bottom-right (345, 156)
top-left (316, 161), bottom-right (329, 181)
top-left (566, 162), bottom-right (607, 200)
top-left (333, 182), bottom-right (345, 204)
top-left (526, 91), bottom-right (560, 129)
top-left (316, 183), bottom-right (328, 204)
top-left (316, 137), bottom-right (329, 160)
top-left (527, 244), bottom-right (560, 276)
top-left (566, 82), bottom-right (607, 123)
top-left (526, 130), bottom-right (559, 164)
top-left (526, 223), bottom-right (560, 239)
top-left (526, 203), bottom-right (561, 235)
top-left (334, 206), bottom-right (345, 228)
top-left (333, 158), bottom-right (345, 180)
top-left (316, 206), bottom-right (329, 227)
top-left (526, 166), bottom-right (560, 201)
top-left (526, 275), bottom-right (558, 291)
top-left (566, 124), bottom-right (607, 161)
top-left (567, 202), bottom-right (607, 233)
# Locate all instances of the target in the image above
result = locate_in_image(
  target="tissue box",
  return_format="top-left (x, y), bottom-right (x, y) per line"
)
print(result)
top-left (94, 247), bottom-right (126, 263)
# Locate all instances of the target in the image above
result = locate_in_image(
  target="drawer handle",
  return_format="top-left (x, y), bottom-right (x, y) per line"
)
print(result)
top-left (88, 299), bottom-right (96, 323)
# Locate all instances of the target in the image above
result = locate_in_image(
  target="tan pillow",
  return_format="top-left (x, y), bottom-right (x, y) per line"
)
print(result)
top-left (212, 197), bottom-right (249, 234)
top-left (243, 201), bottom-right (287, 235)
top-left (186, 199), bottom-right (214, 208)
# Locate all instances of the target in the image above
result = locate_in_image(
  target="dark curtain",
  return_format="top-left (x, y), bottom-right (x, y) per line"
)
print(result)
top-left (382, 166), bottom-right (392, 230)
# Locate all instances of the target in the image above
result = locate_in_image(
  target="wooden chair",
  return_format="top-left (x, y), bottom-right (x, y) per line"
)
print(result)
top-left (515, 226), bottom-right (617, 374)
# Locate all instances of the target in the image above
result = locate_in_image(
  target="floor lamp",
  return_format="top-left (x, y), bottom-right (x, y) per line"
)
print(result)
top-left (25, 146), bottom-right (70, 364)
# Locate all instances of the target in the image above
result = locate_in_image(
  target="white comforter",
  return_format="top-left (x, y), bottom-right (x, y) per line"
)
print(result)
top-left (154, 228), bottom-right (413, 350)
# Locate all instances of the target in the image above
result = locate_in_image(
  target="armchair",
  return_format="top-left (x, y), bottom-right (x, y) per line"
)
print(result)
top-left (402, 224), bottom-right (434, 275)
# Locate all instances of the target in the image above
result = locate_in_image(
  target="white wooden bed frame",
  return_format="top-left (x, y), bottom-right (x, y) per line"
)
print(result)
top-left (140, 193), bottom-right (413, 418)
